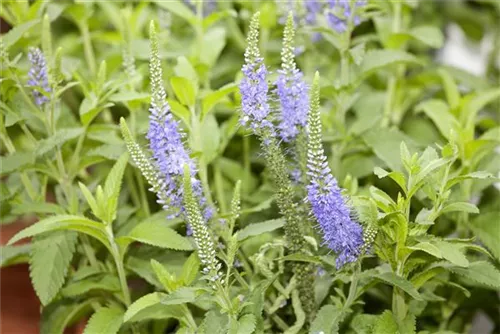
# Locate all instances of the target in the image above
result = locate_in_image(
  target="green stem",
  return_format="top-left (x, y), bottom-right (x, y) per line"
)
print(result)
top-left (80, 21), bottom-right (96, 75)
top-left (214, 161), bottom-right (227, 213)
top-left (106, 225), bottom-right (131, 306)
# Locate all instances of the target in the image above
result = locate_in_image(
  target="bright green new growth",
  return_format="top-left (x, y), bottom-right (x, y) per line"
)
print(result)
top-left (120, 118), bottom-right (169, 207)
top-left (244, 12), bottom-right (261, 66)
top-left (306, 72), bottom-right (323, 181)
top-left (230, 180), bottom-right (241, 222)
top-left (281, 13), bottom-right (297, 76)
top-left (182, 164), bottom-right (222, 287)
top-left (149, 21), bottom-right (167, 110)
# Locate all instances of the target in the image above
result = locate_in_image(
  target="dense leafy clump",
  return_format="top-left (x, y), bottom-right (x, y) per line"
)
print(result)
top-left (1, 1), bottom-right (499, 334)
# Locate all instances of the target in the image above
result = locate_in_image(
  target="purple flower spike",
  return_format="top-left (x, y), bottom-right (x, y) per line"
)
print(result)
top-left (276, 68), bottom-right (309, 142)
top-left (307, 73), bottom-right (363, 268)
top-left (240, 13), bottom-right (273, 134)
top-left (27, 47), bottom-right (51, 106)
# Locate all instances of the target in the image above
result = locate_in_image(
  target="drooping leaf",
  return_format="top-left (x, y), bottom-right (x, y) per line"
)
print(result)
top-left (374, 272), bottom-right (423, 300)
top-left (0, 244), bottom-right (31, 267)
top-left (124, 292), bottom-right (186, 323)
top-left (202, 82), bottom-right (238, 117)
top-left (117, 221), bottom-right (193, 252)
top-left (469, 212), bottom-right (500, 261)
top-left (61, 274), bottom-right (121, 297)
top-left (8, 215), bottom-right (110, 251)
top-left (415, 99), bottom-right (459, 140)
top-left (30, 231), bottom-right (78, 306)
top-left (237, 219), bottom-right (285, 241)
top-left (359, 50), bottom-right (421, 79)
top-left (83, 306), bottom-right (124, 334)
top-left (40, 299), bottom-right (95, 334)
top-left (160, 287), bottom-right (203, 305)
top-left (284, 290), bottom-right (306, 334)
top-left (432, 241), bottom-right (469, 268)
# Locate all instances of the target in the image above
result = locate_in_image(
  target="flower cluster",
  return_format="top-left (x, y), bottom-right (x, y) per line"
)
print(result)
top-left (27, 47), bottom-right (51, 106)
top-left (146, 22), bottom-right (211, 220)
top-left (183, 0), bottom-right (216, 17)
top-left (239, 12), bottom-right (273, 134)
top-left (326, 0), bottom-right (365, 33)
top-left (306, 73), bottom-right (363, 268)
top-left (277, 0), bottom-right (366, 36)
top-left (275, 14), bottom-right (309, 143)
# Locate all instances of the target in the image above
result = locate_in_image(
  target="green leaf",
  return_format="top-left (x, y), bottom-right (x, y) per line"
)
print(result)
top-left (408, 242), bottom-right (442, 259)
top-left (374, 167), bottom-right (407, 193)
top-left (284, 290), bottom-right (305, 334)
top-left (37, 128), bottom-right (85, 156)
top-left (449, 261), bottom-right (500, 290)
top-left (237, 314), bottom-right (256, 334)
top-left (461, 88), bottom-right (500, 127)
top-left (155, 0), bottom-right (196, 26)
top-left (415, 99), bottom-right (459, 140)
top-left (237, 219), bottom-right (285, 241)
top-left (160, 287), bottom-right (202, 305)
top-left (78, 93), bottom-right (113, 125)
top-left (363, 127), bottom-right (418, 172)
top-left (200, 27), bottom-right (226, 66)
top-left (117, 221), bottom-right (193, 252)
top-left (170, 76), bottom-right (196, 107)
top-left (374, 272), bottom-right (423, 300)
top-left (198, 309), bottom-right (229, 334)
top-left (469, 212), bottom-right (500, 261)
top-left (195, 114), bottom-right (220, 163)
top-left (0, 244), bottom-right (31, 267)
top-left (8, 215), bottom-right (110, 251)
top-left (373, 310), bottom-right (398, 334)
top-left (110, 91), bottom-right (149, 103)
top-left (351, 314), bottom-right (378, 334)
top-left (124, 292), bottom-right (187, 323)
top-left (409, 25), bottom-right (444, 48)
top-left (61, 274), bottom-right (121, 297)
top-left (150, 259), bottom-right (180, 292)
top-left (280, 253), bottom-right (321, 264)
top-left (0, 151), bottom-right (34, 175)
top-left (41, 299), bottom-right (94, 334)
top-left (360, 50), bottom-right (421, 79)
top-left (310, 304), bottom-right (343, 334)
top-left (433, 241), bottom-right (469, 267)
top-left (12, 202), bottom-right (65, 215)
top-left (441, 202), bottom-right (479, 215)
top-left (181, 252), bottom-right (200, 286)
top-left (1, 19), bottom-right (40, 48)
top-left (167, 98), bottom-right (191, 126)
top-left (103, 153), bottom-right (129, 223)
top-left (438, 68), bottom-right (461, 110)
top-left (83, 306), bottom-right (123, 334)
top-left (30, 231), bottom-right (78, 306)
top-left (202, 83), bottom-right (238, 118)
top-left (445, 171), bottom-right (494, 190)
top-left (78, 182), bottom-right (101, 219)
